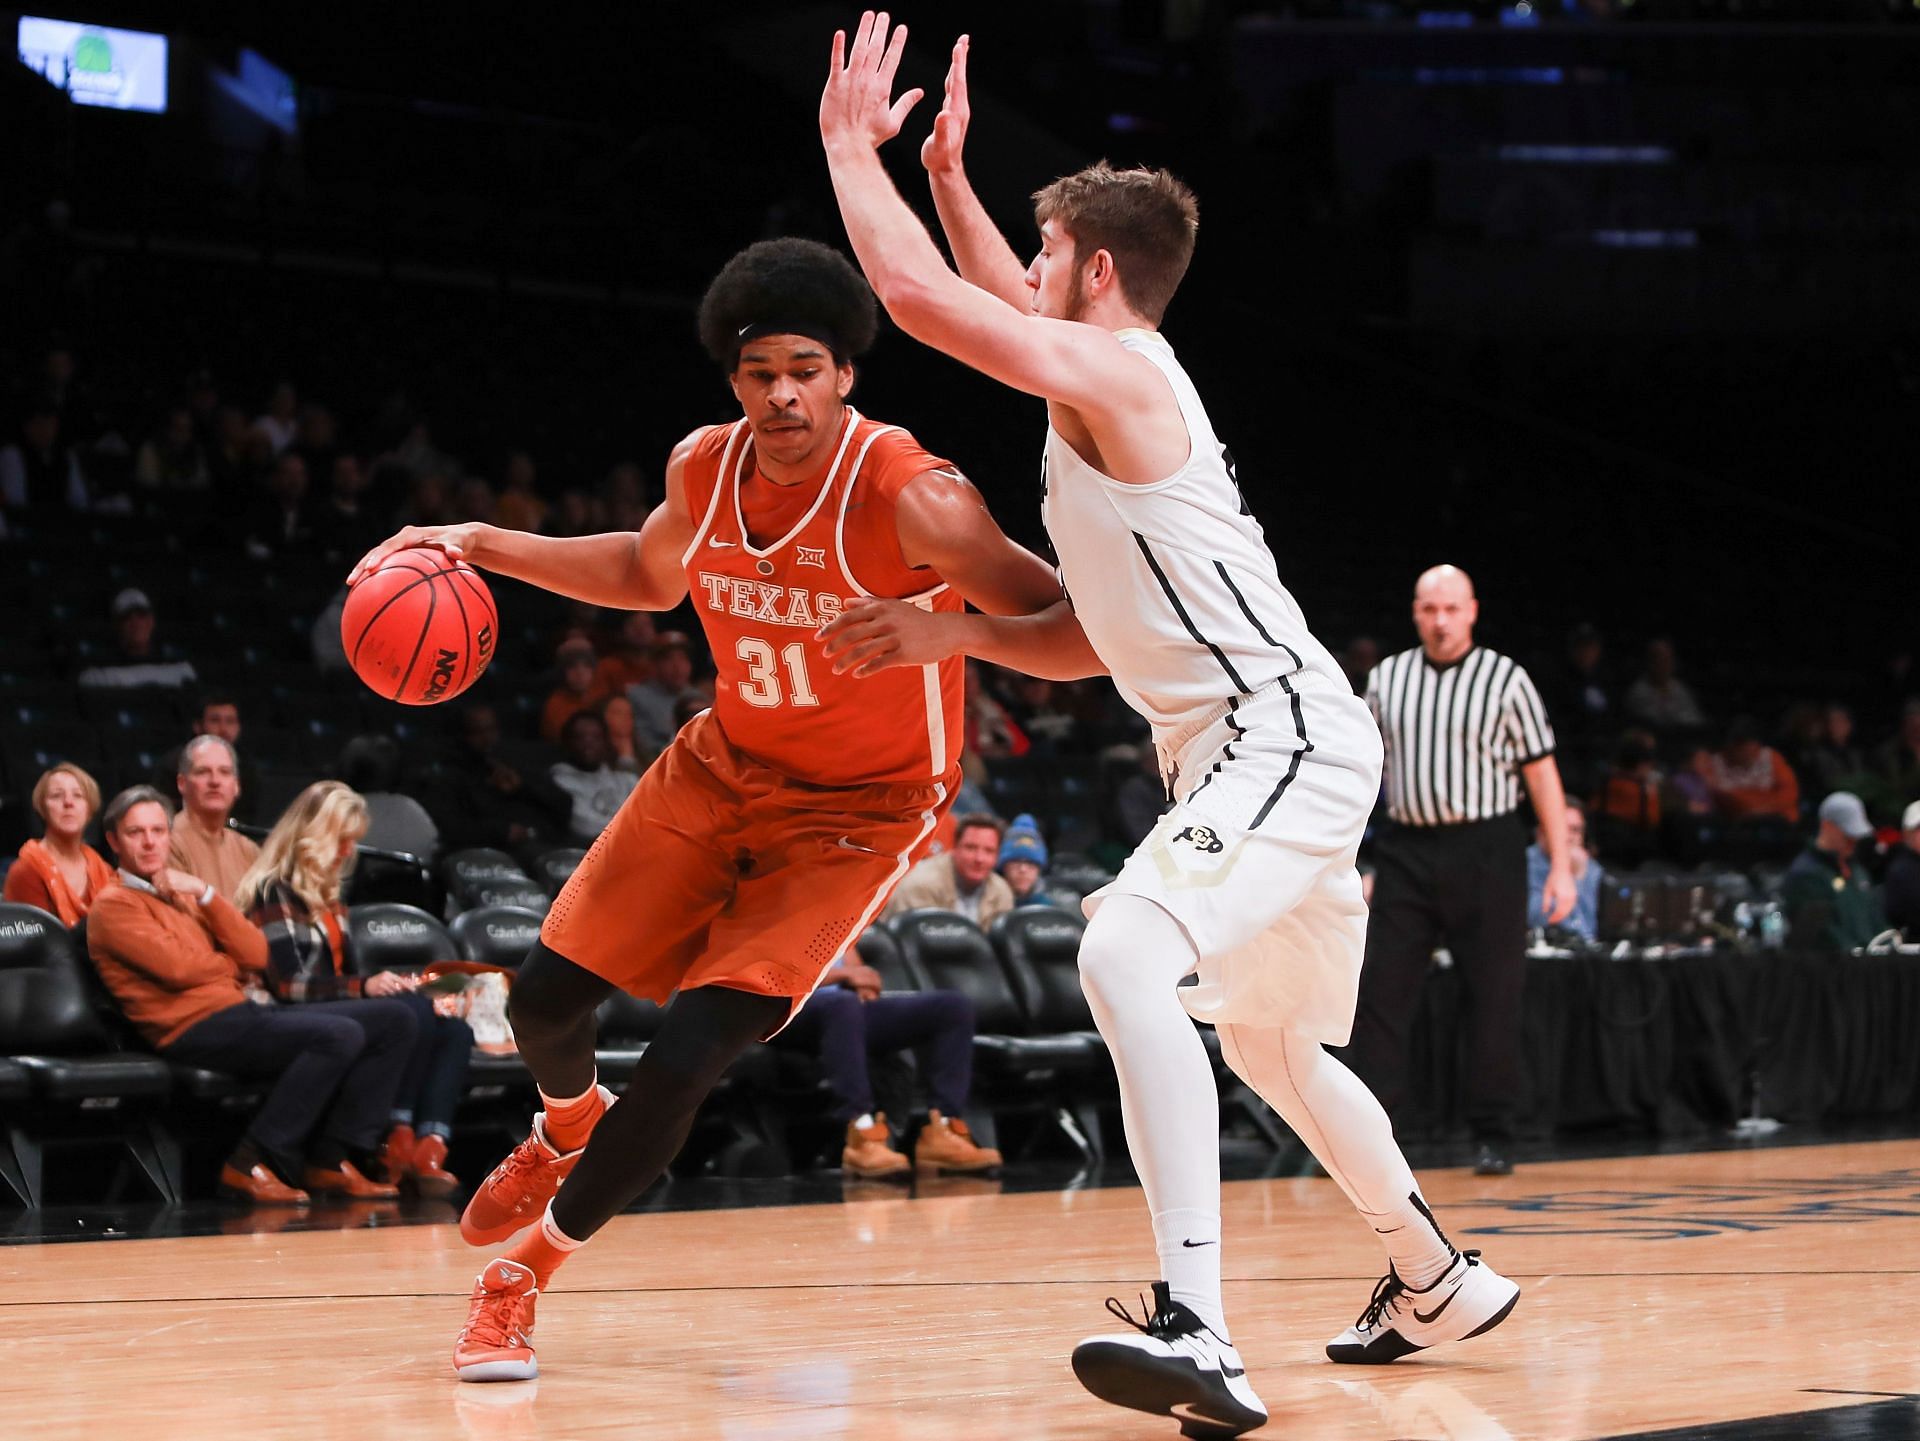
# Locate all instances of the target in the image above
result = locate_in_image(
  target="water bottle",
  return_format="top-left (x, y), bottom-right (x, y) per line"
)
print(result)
top-left (1760, 906), bottom-right (1786, 950)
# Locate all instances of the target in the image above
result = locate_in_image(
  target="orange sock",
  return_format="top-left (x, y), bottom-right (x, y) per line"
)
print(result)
top-left (541, 1078), bottom-right (608, 1152)
top-left (502, 1207), bottom-right (585, 1290)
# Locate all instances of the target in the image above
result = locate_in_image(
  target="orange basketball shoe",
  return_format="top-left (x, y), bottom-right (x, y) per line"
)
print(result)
top-left (459, 1086), bottom-right (613, 1246)
top-left (454, 1259), bottom-right (539, 1382)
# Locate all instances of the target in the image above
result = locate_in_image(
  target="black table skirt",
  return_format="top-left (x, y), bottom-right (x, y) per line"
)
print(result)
top-left (1391, 951), bottom-right (1920, 1139)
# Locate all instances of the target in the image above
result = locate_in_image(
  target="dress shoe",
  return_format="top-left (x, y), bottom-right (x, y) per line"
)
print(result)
top-left (304, 1158), bottom-right (402, 1198)
top-left (411, 1133), bottom-right (460, 1200)
top-left (220, 1161), bottom-right (311, 1206)
top-left (378, 1124), bottom-right (416, 1186)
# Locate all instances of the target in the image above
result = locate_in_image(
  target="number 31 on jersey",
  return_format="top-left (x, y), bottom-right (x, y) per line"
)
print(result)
top-left (736, 637), bottom-right (820, 708)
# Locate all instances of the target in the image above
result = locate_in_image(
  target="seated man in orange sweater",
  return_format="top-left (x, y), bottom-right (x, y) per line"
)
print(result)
top-left (86, 785), bottom-right (417, 1205)
top-left (1706, 715), bottom-right (1801, 825)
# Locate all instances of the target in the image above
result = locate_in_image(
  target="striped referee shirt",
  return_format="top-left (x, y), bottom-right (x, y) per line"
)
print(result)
top-left (1366, 646), bottom-right (1556, 826)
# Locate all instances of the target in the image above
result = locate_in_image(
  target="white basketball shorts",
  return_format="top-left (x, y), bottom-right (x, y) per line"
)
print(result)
top-left (1084, 670), bottom-right (1383, 1044)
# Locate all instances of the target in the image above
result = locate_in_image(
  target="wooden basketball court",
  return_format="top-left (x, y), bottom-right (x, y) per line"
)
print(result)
top-left (11, 1138), bottom-right (1920, 1439)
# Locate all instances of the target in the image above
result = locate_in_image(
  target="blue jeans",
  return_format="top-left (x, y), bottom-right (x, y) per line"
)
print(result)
top-left (776, 987), bottom-right (976, 1123)
top-left (389, 989), bottom-right (474, 1133)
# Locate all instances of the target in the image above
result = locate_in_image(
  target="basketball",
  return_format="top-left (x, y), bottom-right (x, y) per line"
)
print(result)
top-left (341, 545), bottom-right (498, 705)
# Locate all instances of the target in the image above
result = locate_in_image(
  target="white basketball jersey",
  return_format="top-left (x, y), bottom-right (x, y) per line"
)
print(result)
top-left (1040, 329), bottom-right (1345, 740)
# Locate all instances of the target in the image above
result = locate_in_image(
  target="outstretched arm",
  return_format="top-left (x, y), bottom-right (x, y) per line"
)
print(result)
top-left (920, 35), bottom-right (1029, 310)
top-left (820, 13), bottom-right (1157, 417)
top-left (347, 431), bottom-right (703, 611)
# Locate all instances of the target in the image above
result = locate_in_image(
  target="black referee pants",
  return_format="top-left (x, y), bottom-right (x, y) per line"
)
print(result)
top-left (1339, 814), bottom-right (1528, 1140)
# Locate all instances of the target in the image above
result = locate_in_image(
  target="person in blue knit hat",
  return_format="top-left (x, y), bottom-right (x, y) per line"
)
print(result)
top-left (999, 813), bottom-right (1053, 908)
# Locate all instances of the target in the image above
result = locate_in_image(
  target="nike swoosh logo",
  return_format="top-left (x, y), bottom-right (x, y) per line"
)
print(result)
top-left (1221, 1365), bottom-right (1245, 1379)
top-left (707, 537), bottom-right (736, 548)
top-left (1412, 1289), bottom-right (1458, 1325)
top-left (836, 837), bottom-right (885, 855)
top-left (1181, 1239), bottom-right (1217, 1248)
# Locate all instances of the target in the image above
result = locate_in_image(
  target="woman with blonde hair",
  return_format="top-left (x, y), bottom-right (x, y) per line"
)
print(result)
top-left (4, 763), bottom-right (117, 925)
top-left (238, 780), bottom-right (473, 1197)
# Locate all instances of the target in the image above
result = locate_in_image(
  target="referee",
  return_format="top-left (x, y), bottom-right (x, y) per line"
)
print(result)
top-left (1342, 565), bottom-right (1573, 1177)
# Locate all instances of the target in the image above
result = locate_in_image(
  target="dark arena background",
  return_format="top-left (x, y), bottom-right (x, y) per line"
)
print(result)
top-left (5, 4), bottom-right (1920, 1439)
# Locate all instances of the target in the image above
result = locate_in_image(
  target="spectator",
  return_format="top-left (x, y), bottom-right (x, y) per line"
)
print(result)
top-left (1783, 792), bottom-right (1887, 952)
top-left (315, 454), bottom-right (383, 565)
top-left (1339, 636), bottom-right (1379, 698)
top-left (1705, 716), bottom-right (1799, 824)
top-left (206, 404), bottom-right (257, 495)
top-left (1885, 800), bottom-right (1920, 938)
top-left (244, 451), bottom-right (317, 560)
top-left (455, 474), bottom-right (497, 525)
top-left (1545, 623), bottom-right (1613, 733)
top-left (599, 460), bottom-right (649, 531)
top-left (997, 813), bottom-right (1054, 908)
top-left (1812, 703), bottom-right (1868, 796)
top-left (1624, 638), bottom-right (1708, 736)
top-left (237, 781), bottom-right (472, 1198)
top-left (86, 786), bottom-right (411, 1204)
top-left (396, 469), bottom-right (456, 529)
top-left (493, 450), bottom-right (547, 533)
top-left (551, 712), bottom-right (638, 845)
top-left (963, 661), bottom-right (1029, 763)
top-left (594, 611), bottom-right (658, 695)
top-left (1591, 728), bottom-right (1662, 862)
top-left (600, 693), bottom-right (643, 773)
top-left (884, 814), bottom-right (1015, 927)
top-left (77, 589), bottom-right (198, 690)
top-left (292, 403), bottom-right (339, 482)
top-left (3, 763), bottom-right (115, 924)
top-left (252, 380), bottom-right (300, 456)
top-left (0, 396), bottom-right (89, 518)
top-left (775, 947), bottom-right (1002, 1177)
top-left (167, 735), bottom-right (261, 903)
top-left (133, 406), bottom-right (210, 492)
top-left (1874, 700), bottom-right (1920, 811)
top-left (153, 694), bottom-right (263, 824)
top-left (1529, 798), bottom-right (1601, 941)
top-left (546, 486), bottom-right (597, 536)
top-left (628, 631), bottom-right (699, 753)
top-left (338, 735), bottom-right (440, 861)
top-left (420, 703), bottom-right (571, 861)
top-left (1004, 675), bottom-right (1080, 755)
top-left (541, 637), bottom-right (611, 744)
top-left (1113, 745), bottom-right (1170, 847)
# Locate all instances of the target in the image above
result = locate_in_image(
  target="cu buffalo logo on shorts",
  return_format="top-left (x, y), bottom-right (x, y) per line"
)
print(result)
top-left (1174, 825), bottom-right (1224, 855)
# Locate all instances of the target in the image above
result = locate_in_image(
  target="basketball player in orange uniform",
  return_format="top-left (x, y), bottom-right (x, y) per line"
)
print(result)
top-left (350, 237), bottom-right (1086, 1382)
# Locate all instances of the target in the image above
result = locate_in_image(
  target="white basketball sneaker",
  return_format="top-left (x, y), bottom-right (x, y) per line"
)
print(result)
top-left (1326, 1248), bottom-right (1520, 1365)
top-left (1071, 1282), bottom-right (1269, 1438)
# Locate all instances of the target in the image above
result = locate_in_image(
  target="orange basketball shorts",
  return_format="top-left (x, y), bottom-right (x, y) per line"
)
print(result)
top-left (540, 710), bottom-right (954, 1029)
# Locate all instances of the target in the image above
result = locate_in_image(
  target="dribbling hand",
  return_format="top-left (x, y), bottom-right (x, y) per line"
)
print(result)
top-left (346, 523), bottom-right (488, 587)
top-left (921, 36), bottom-right (972, 176)
top-left (821, 11), bottom-right (924, 153)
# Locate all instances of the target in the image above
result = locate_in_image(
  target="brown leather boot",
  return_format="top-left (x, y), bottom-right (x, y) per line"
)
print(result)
top-left (220, 1158), bottom-right (310, 1206)
top-left (411, 1133), bottom-right (460, 1199)
top-left (377, 1124), bottom-right (416, 1186)
top-left (842, 1113), bottom-right (911, 1179)
top-left (913, 1111), bottom-right (1003, 1173)
top-left (304, 1158), bottom-right (401, 1199)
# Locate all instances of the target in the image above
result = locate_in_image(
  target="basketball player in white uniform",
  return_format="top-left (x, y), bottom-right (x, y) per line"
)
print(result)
top-left (821, 17), bottom-right (1518, 1436)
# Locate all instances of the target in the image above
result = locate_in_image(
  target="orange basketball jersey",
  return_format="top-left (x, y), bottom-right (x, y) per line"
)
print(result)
top-left (679, 409), bottom-right (965, 788)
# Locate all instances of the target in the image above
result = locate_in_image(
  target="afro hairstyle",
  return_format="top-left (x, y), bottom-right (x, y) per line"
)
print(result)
top-left (697, 238), bottom-right (879, 370)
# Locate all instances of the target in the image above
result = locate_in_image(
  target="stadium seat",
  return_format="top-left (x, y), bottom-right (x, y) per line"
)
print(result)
top-left (533, 847), bottom-right (587, 897)
top-left (449, 905), bottom-right (543, 969)
top-left (989, 907), bottom-right (1098, 1036)
top-left (887, 908), bottom-right (1106, 1161)
top-left (344, 903), bottom-right (458, 976)
top-left (466, 879), bottom-right (551, 915)
top-left (1047, 854), bottom-right (1117, 899)
top-left (851, 925), bottom-right (916, 993)
top-left (0, 904), bottom-right (176, 1205)
top-left (443, 847), bottom-right (530, 892)
top-left (593, 990), bottom-right (663, 1081)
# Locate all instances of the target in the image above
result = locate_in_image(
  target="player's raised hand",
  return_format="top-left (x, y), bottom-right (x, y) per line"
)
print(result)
top-left (920, 35), bottom-right (973, 176)
top-left (818, 595), bottom-right (959, 678)
top-left (821, 10), bottom-right (924, 153)
top-left (346, 523), bottom-right (487, 586)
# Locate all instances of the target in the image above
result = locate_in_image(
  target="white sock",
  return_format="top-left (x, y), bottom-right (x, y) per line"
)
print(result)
top-left (1219, 1022), bottom-right (1456, 1290)
top-left (1153, 1207), bottom-right (1226, 1337)
top-left (541, 1203), bottom-right (586, 1251)
top-left (1080, 896), bottom-right (1229, 1339)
